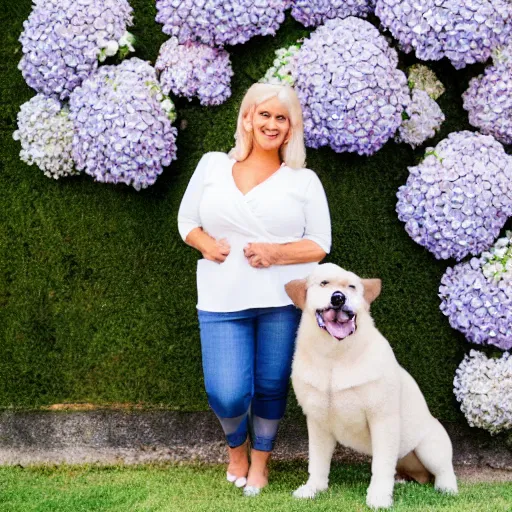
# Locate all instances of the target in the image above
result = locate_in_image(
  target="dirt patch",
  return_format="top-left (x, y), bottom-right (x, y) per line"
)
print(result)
top-left (1, 410), bottom-right (510, 482)
top-left (42, 403), bottom-right (149, 411)
top-left (454, 466), bottom-right (511, 483)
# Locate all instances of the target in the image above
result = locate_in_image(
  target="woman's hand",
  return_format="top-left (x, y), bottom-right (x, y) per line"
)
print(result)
top-left (244, 243), bottom-right (277, 268)
top-left (244, 239), bottom-right (326, 267)
top-left (202, 237), bottom-right (231, 263)
top-left (185, 228), bottom-right (231, 263)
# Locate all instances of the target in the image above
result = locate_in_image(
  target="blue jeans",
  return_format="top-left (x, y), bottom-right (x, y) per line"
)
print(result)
top-left (198, 305), bottom-right (301, 452)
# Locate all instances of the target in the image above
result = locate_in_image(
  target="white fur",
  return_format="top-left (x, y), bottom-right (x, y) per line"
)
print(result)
top-left (291, 264), bottom-right (458, 509)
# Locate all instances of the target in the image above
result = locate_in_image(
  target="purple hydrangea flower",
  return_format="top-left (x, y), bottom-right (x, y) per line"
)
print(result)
top-left (12, 94), bottom-right (77, 179)
top-left (69, 58), bottom-right (178, 191)
top-left (18, 0), bottom-right (134, 100)
top-left (375, 0), bottom-right (512, 69)
top-left (396, 131), bottom-right (512, 260)
top-left (294, 17), bottom-right (410, 155)
top-left (440, 236), bottom-right (512, 350)
top-left (290, 0), bottom-right (375, 27)
top-left (453, 350), bottom-right (512, 433)
top-left (155, 0), bottom-right (287, 47)
top-left (463, 48), bottom-right (512, 145)
top-left (155, 38), bottom-right (233, 106)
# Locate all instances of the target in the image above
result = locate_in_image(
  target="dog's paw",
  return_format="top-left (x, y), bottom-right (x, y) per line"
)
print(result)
top-left (293, 484), bottom-right (321, 499)
top-left (435, 473), bottom-right (458, 495)
top-left (366, 484), bottom-right (393, 510)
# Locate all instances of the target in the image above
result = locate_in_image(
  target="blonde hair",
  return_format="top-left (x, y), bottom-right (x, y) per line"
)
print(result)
top-left (229, 83), bottom-right (306, 169)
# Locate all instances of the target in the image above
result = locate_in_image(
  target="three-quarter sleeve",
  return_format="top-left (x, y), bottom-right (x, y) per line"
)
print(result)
top-left (177, 153), bottom-right (210, 241)
top-left (302, 172), bottom-right (332, 254)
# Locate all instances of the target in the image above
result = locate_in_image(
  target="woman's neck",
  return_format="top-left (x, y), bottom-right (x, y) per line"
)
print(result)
top-left (244, 144), bottom-right (282, 170)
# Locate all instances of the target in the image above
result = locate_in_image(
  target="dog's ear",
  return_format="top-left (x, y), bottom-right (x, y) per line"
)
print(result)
top-left (362, 278), bottom-right (381, 305)
top-left (285, 279), bottom-right (307, 310)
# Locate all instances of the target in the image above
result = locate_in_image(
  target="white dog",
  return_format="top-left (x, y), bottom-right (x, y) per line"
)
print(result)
top-left (285, 263), bottom-right (458, 510)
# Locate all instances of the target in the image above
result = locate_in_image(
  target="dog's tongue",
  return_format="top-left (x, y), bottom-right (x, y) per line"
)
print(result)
top-left (324, 318), bottom-right (355, 340)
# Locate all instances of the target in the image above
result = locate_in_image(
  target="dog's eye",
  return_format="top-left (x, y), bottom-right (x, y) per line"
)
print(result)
top-left (349, 285), bottom-right (356, 289)
top-left (320, 280), bottom-right (329, 287)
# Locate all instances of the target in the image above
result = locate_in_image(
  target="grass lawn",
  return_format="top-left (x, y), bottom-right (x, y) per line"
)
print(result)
top-left (0, 462), bottom-right (510, 511)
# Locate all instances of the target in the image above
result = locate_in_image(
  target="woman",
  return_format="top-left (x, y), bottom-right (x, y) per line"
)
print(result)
top-left (177, 83), bottom-right (331, 495)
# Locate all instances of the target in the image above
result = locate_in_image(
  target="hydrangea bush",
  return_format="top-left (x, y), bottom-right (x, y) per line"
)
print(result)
top-left (12, 94), bottom-right (77, 179)
top-left (453, 350), bottom-right (512, 433)
top-left (155, 0), bottom-right (287, 47)
top-left (69, 58), bottom-right (178, 191)
top-left (19, 0), bottom-right (134, 100)
top-left (293, 17), bottom-right (410, 155)
top-left (463, 48), bottom-right (512, 145)
top-left (396, 131), bottom-right (512, 260)
top-left (290, 0), bottom-right (375, 27)
top-left (375, 0), bottom-right (512, 69)
top-left (155, 38), bottom-right (233, 106)
top-left (439, 235), bottom-right (512, 350)
top-left (396, 89), bottom-right (445, 148)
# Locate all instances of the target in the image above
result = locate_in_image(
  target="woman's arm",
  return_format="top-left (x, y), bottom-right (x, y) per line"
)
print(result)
top-left (244, 240), bottom-right (326, 268)
top-left (178, 153), bottom-right (231, 264)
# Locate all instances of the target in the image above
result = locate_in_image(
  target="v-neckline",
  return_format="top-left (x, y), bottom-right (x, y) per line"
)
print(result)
top-left (230, 158), bottom-right (285, 197)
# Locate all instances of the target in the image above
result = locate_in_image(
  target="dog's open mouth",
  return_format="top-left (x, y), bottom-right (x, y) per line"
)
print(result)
top-left (316, 307), bottom-right (356, 340)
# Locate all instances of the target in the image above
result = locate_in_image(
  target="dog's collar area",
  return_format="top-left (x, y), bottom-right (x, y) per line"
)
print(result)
top-left (316, 307), bottom-right (357, 340)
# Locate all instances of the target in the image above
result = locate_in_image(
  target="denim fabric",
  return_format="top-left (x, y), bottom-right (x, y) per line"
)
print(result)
top-left (198, 305), bottom-right (301, 452)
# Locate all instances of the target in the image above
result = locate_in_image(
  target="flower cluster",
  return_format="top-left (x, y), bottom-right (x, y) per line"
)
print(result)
top-left (375, 0), bottom-right (512, 69)
top-left (396, 89), bottom-right (445, 148)
top-left (294, 17), bottom-right (410, 155)
top-left (493, 44), bottom-right (512, 67)
top-left (290, 0), bottom-right (375, 27)
top-left (396, 131), bottom-right (512, 260)
top-left (259, 45), bottom-right (300, 86)
top-left (69, 58), bottom-right (178, 191)
top-left (482, 232), bottom-right (512, 283)
top-left (439, 242), bottom-right (512, 350)
top-left (18, 0), bottom-right (134, 100)
top-left (155, 0), bottom-right (287, 47)
top-left (463, 50), bottom-right (512, 145)
top-left (12, 94), bottom-right (77, 179)
top-left (453, 350), bottom-right (512, 434)
top-left (155, 38), bottom-right (233, 106)
top-left (407, 64), bottom-right (445, 100)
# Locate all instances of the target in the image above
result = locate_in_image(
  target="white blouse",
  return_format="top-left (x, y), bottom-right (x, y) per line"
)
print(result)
top-left (178, 152), bottom-right (331, 312)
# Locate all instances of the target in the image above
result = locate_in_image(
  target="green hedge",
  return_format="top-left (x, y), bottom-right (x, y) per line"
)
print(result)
top-left (0, 2), bottom-right (509, 421)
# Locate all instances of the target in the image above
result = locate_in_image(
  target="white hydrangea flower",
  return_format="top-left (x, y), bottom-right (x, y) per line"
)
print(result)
top-left (98, 31), bottom-right (136, 62)
top-left (481, 231), bottom-right (512, 283)
top-left (260, 44), bottom-right (300, 86)
top-left (454, 350), bottom-right (512, 434)
top-left (396, 88), bottom-right (445, 148)
top-left (12, 94), bottom-right (77, 179)
top-left (407, 64), bottom-right (445, 100)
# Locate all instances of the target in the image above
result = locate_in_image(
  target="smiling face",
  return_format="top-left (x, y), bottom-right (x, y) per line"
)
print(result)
top-left (307, 265), bottom-right (363, 340)
top-left (246, 96), bottom-right (291, 153)
top-left (303, 264), bottom-right (381, 341)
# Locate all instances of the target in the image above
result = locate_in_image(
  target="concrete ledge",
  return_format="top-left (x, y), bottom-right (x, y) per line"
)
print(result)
top-left (0, 410), bottom-right (511, 475)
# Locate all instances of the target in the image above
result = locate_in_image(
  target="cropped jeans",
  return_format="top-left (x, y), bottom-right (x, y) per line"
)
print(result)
top-left (198, 305), bottom-right (301, 452)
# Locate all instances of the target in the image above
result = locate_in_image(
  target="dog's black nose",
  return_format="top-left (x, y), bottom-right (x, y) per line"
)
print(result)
top-left (331, 291), bottom-right (346, 308)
